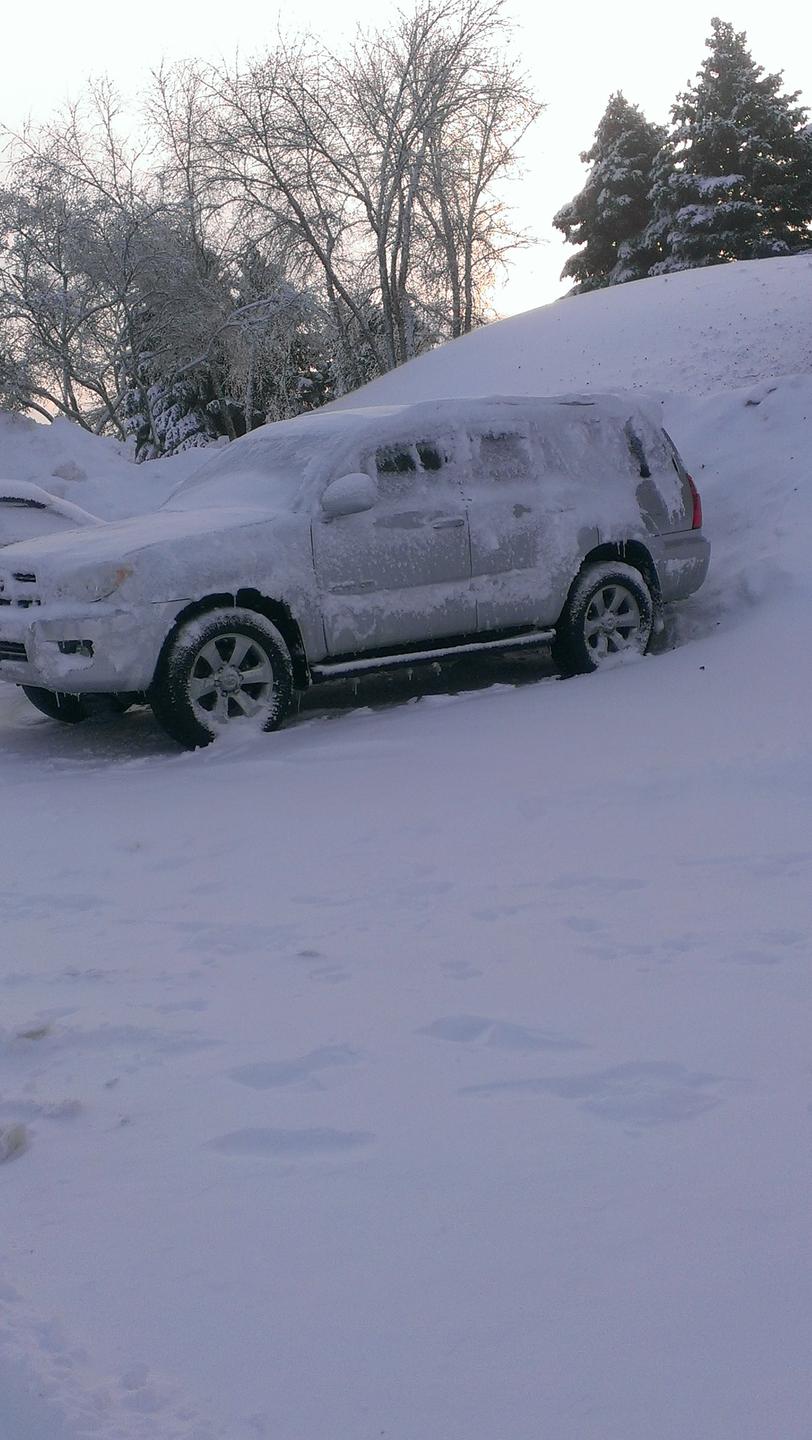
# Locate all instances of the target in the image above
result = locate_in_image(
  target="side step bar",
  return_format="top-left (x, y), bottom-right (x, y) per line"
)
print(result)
top-left (311, 628), bottom-right (555, 681)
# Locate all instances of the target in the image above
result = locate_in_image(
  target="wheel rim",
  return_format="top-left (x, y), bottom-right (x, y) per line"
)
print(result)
top-left (186, 633), bottom-right (276, 728)
top-left (583, 583), bottom-right (649, 664)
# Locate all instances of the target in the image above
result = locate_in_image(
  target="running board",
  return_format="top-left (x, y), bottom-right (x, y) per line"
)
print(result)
top-left (311, 629), bottom-right (555, 680)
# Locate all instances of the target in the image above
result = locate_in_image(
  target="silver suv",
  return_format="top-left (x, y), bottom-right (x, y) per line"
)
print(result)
top-left (0, 395), bottom-right (709, 747)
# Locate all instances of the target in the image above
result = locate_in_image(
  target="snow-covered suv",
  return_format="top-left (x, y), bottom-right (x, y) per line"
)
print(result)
top-left (0, 395), bottom-right (709, 747)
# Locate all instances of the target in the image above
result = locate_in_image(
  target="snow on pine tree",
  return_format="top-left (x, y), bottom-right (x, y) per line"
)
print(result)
top-left (553, 93), bottom-right (665, 292)
top-left (648, 18), bottom-right (812, 273)
top-left (122, 375), bottom-right (220, 463)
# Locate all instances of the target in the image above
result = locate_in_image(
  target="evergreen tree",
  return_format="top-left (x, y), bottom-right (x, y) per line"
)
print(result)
top-left (122, 373), bottom-right (221, 463)
top-left (553, 93), bottom-right (666, 292)
top-left (649, 17), bottom-right (812, 273)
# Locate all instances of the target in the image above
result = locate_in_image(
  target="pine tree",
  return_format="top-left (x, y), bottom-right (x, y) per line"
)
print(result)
top-left (649, 17), bottom-right (812, 273)
top-left (553, 93), bottom-right (666, 292)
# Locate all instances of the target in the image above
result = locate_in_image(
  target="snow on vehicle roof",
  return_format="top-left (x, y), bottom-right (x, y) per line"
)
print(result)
top-left (167, 392), bottom-right (665, 511)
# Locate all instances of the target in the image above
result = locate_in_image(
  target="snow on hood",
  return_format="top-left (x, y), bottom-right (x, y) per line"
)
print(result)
top-left (0, 506), bottom-right (269, 578)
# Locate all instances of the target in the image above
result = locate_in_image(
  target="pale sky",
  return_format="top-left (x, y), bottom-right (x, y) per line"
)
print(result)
top-left (4, 1), bottom-right (811, 315)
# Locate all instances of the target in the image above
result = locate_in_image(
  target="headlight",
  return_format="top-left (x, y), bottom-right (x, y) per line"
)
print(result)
top-left (59, 563), bottom-right (134, 603)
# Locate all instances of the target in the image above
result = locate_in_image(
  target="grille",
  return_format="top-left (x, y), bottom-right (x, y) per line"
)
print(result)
top-left (0, 569), bottom-right (41, 607)
top-left (0, 641), bottom-right (27, 663)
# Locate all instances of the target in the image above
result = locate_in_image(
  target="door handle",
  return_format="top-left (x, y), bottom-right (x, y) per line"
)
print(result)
top-left (432, 516), bottom-right (465, 529)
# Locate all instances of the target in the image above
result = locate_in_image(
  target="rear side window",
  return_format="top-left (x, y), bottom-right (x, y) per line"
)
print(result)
top-left (661, 427), bottom-right (686, 477)
top-left (416, 441), bottom-right (444, 471)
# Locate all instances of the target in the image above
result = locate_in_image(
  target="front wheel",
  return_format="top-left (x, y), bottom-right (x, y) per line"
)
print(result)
top-left (553, 563), bottom-right (654, 676)
top-left (150, 607), bottom-right (294, 749)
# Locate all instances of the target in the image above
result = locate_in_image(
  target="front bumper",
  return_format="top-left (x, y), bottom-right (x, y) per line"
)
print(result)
top-left (0, 600), bottom-right (181, 694)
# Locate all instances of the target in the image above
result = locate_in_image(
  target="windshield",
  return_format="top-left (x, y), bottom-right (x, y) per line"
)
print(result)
top-left (164, 410), bottom-right (372, 513)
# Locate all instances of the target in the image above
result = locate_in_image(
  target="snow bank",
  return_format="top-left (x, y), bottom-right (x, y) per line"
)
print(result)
top-left (665, 373), bottom-right (812, 635)
top-left (0, 412), bottom-right (205, 520)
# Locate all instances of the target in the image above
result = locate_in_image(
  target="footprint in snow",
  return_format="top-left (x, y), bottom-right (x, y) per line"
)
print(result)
top-left (207, 1126), bottom-right (374, 1157)
top-left (419, 1015), bottom-right (586, 1052)
top-left (463, 1061), bottom-right (723, 1128)
top-left (229, 1044), bottom-right (361, 1090)
top-left (551, 873), bottom-right (648, 895)
top-left (0, 1124), bottom-right (28, 1162)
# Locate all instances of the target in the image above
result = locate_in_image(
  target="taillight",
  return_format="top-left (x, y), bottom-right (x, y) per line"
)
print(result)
top-left (687, 475), bottom-right (702, 530)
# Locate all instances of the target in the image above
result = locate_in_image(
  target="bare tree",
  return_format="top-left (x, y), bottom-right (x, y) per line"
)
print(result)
top-left (0, 0), bottom-right (542, 445)
top-left (419, 60), bottom-right (541, 336)
top-left (204, 0), bottom-right (541, 383)
top-left (0, 85), bottom-right (165, 435)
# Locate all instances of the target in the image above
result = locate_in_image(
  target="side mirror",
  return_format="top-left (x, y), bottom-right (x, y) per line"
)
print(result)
top-left (320, 473), bottom-right (378, 518)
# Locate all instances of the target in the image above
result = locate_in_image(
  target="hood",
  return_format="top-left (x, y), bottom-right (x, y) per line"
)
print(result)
top-left (0, 506), bottom-right (271, 577)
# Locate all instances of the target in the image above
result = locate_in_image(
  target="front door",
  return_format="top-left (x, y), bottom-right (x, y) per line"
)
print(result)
top-left (313, 439), bottom-right (475, 655)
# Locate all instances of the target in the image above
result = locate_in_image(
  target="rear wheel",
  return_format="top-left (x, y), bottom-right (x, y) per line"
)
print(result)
top-left (553, 563), bottom-right (653, 676)
top-left (150, 608), bottom-right (294, 749)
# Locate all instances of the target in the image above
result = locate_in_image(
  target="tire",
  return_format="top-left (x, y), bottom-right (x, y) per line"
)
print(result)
top-left (150, 607), bottom-right (294, 749)
top-left (552, 562), bottom-right (654, 676)
top-left (22, 687), bottom-right (89, 724)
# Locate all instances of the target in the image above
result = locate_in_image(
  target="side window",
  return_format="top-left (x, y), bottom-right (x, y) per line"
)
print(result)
top-left (416, 441), bottom-right (444, 471)
top-left (375, 445), bottom-right (416, 475)
top-left (374, 444), bottom-right (418, 501)
top-left (371, 438), bottom-right (451, 499)
top-left (474, 430), bottom-right (532, 484)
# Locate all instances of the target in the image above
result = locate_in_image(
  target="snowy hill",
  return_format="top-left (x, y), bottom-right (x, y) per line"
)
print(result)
top-left (1, 257), bottom-right (812, 1440)
top-left (335, 253), bottom-right (812, 403)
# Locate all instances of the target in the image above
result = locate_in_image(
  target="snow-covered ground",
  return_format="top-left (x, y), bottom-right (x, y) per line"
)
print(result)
top-left (2, 257), bottom-right (812, 1439)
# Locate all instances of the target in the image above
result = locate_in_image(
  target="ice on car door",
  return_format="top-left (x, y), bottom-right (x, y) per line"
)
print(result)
top-left (312, 437), bottom-right (474, 655)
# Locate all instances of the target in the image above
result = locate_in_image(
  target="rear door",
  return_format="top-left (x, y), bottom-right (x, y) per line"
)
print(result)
top-left (463, 424), bottom-right (577, 632)
top-left (312, 437), bottom-right (475, 655)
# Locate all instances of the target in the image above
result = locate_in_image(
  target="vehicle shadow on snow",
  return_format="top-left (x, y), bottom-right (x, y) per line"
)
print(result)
top-left (0, 606), bottom-right (695, 768)
top-left (293, 646), bottom-right (560, 720)
top-left (0, 647), bottom-right (559, 767)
